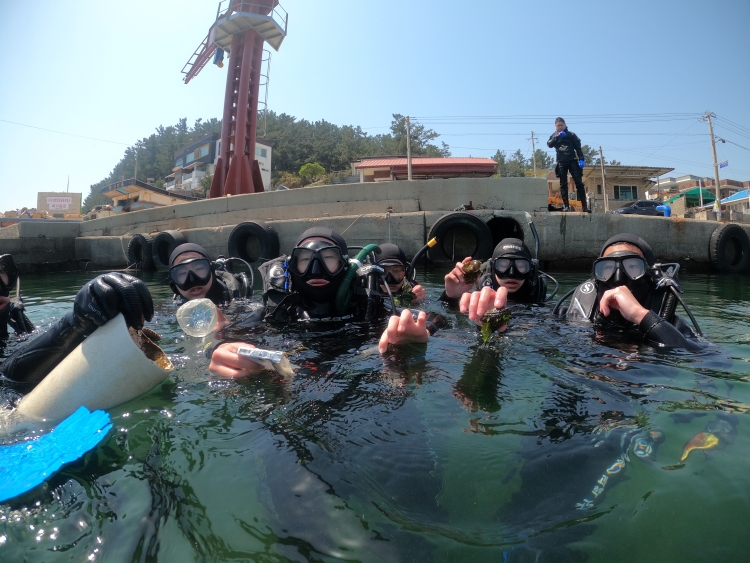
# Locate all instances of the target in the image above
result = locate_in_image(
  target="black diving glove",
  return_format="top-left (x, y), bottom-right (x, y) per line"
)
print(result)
top-left (8, 301), bottom-right (34, 334)
top-left (0, 273), bottom-right (154, 389)
top-left (74, 272), bottom-right (154, 331)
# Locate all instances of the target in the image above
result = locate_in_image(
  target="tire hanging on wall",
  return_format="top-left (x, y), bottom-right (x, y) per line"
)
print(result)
top-left (227, 221), bottom-right (280, 265)
top-left (127, 233), bottom-right (155, 270)
top-left (426, 212), bottom-right (494, 263)
top-left (709, 224), bottom-right (750, 274)
top-left (151, 230), bottom-right (188, 271)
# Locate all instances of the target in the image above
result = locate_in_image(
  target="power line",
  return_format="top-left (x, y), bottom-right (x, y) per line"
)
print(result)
top-left (0, 118), bottom-right (129, 145)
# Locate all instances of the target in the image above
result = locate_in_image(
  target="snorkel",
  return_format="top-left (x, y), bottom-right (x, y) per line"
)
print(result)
top-left (523, 213), bottom-right (559, 301)
top-left (406, 238), bottom-right (437, 284)
top-left (335, 244), bottom-right (381, 315)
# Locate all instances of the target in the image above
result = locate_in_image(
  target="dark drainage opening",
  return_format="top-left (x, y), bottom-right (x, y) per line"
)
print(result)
top-left (486, 217), bottom-right (524, 249)
top-left (237, 235), bottom-right (263, 263)
top-left (725, 236), bottom-right (744, 267)
top-left (440, 227), bottom-right (479, 262)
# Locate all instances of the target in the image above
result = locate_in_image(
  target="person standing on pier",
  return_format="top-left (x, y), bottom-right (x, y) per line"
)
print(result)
top-left (547, 117), bottom-right (589, 212)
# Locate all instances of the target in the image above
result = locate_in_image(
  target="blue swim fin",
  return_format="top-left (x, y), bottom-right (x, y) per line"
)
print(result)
top-left (0, 406), bottom-right (112, 502)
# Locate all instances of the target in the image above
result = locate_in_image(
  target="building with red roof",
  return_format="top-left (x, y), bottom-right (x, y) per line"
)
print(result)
top-left (353, 157), bottom-right (498, 182)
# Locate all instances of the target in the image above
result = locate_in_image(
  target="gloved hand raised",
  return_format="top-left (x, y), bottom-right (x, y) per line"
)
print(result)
top-left (578, 159), bottom-right (585, 169)
top-left (74, 273), bottom-right (154, 331)
top-left (557, 130), bottom-right (567, 138)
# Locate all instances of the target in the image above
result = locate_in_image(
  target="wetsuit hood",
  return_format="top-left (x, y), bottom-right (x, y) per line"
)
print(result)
top-left (374, 243), bottom-right (409, 288)
top-left (492, 238), bottom-right (532, 261)
top-left (0, 254), bottom-right (19, 297)
top-left (169, 243), bottom-right (212, 267)
top-left (291, 227), bottom-right (349, 303)
top-left (600, 233), bottom-right (655, 266)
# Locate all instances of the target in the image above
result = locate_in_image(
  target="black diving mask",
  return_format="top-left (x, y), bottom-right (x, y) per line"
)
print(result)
top-left (493, 257), bottom-right (531, 279)
top-left (290, 244), bottom-right (346, 277)
top-left (380, 263), bottom-right (407, 286)
top-left (593, 253), bottom-right (647, 283)
top-left (169, 258), bottom-right (213, 290)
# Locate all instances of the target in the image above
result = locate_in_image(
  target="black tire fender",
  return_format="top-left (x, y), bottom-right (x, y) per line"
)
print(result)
top-left (127, 233), bottom-right (155, 270)
top-left (427, 212), bottom-right (494, 263)
top-left (709, 224), bottom-right (750, 274)
top-left (151, 230), bottom-right (188, 271)
top-left (227, 221), bottom-right (280, 265)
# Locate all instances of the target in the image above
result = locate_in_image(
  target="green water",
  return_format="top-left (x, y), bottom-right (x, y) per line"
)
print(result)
top-left (1, 270), bottom-right (750, 562)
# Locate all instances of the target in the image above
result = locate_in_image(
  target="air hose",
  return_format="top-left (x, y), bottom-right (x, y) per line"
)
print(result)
top-left (335, 244), bottom-right (381, 315)
top-left (406, 237), bottom-right (438, 284)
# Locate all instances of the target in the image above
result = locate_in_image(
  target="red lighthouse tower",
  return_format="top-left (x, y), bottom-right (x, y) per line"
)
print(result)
top-left (182, 0), bottom-right (287, 197)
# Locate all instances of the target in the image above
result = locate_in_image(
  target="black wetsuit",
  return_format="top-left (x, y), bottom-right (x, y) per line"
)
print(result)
top-left (547, 128), bottom-right (587, 210)
top-left (256, 257), bottom-right (444, 332)
top-left (1, 271), bottom-right (242, 391)
top-left (559, 278), bottom-right (704, 352)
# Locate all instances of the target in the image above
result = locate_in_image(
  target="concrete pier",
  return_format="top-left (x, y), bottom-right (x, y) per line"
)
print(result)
top-left (1, 177), bottom-right (747, 274)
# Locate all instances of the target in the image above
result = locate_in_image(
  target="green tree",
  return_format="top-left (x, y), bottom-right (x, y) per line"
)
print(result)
top-left (199, 172), bottom-right (213, 197)
top-left (530, 148), bottom-right (554, 170)
top-left (299, 162), bottom-right (326, 185)
top-left (581, 145), bottom-right (598, 166)
top-left (275, 171), bottom-right (302, 190)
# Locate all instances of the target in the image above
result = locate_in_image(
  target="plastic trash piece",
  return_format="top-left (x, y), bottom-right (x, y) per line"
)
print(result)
top-left (237, 346), bottom-right (294, 378)
top-left (0, 406), bottom-right (111, 502)
top-left (176, 298), bottom-right (219, 337)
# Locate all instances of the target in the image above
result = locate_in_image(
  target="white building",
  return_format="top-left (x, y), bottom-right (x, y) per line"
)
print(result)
top-left (166, 133), bottom-right (273, 193)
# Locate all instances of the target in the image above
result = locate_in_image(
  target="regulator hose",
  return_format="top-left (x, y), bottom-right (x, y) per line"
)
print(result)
top-left (335, 244), bottom-right (381, 315)
top-left (406, 238), bottom-right (438, 284)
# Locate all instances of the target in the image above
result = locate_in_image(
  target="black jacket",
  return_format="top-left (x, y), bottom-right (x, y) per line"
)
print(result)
top-left (547, 128), bottom-right (584, 163)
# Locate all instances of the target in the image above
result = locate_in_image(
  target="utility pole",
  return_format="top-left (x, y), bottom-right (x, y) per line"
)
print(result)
top-left (599, 146), bottom-right (608, 213)
top-left (406, 116), bottom-right (413, 181)
top-left (701, 111), bottom-right (722, 202)
top-left (698, 178), bottom-right (704, 208)
top-left (134, 141), bottom-right (140, 181)
top-left (530, 131), bottom-right (538, 177)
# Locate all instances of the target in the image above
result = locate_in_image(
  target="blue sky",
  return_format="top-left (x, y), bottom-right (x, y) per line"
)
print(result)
top-left (1, 0), bottom-right (749, 210)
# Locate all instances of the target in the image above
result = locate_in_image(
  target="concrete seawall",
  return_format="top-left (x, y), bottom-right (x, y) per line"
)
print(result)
top-left (1, 177), bottom-right (746, 274)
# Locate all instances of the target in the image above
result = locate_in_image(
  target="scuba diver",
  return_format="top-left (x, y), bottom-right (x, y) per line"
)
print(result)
top-left (0, 254), bottom-right (34, 338)
top-left (168, 243), bottom-right (250, 305)
top-left (199, 227), bottom-right (444, 378)
top-left (553, 233), bottom-right (705, 351)
top-left (373, 243), bottom-right (426, 305)
top-left (443, 238), bottom-right (553, 306)
top-left (0, 272), bottom-right (154, 390)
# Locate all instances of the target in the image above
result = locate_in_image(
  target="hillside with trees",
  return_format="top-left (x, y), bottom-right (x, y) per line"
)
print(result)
top-left (82, 112), bottom-right (586, 211)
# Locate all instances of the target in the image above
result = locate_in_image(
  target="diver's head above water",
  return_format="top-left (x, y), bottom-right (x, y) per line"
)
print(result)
top-left (594, 233), bottom-right (655, 308)
top-left (491, 238), bottom-right (533, 295)
top-left (374, 243), bottom-right (409, 294)
top-left (0, 254), bottom-right (19, 298)
top-left (289, 227), bottom-right (349, 302)
top-left (169, 243), bottom-right (214, 302)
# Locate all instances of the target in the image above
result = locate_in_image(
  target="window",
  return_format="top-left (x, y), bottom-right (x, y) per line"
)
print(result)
top-left (613, 185), bottom-right (637, 200)
top-left (197, 144), bottom-right (209, 158)
top-left (597, 184), bottom-right (602, 195)
top-left (255, 147), bottom-right (267, 158)
top-left (186, 152), bottom-right (195, 164)
top-left (175, 158), bottom-right (183, 167)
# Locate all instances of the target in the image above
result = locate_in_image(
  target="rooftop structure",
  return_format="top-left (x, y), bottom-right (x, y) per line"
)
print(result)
top-left (100, 179), bottom-right (196, 214)
top-left (353, 157), bottom-right (498, 182)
